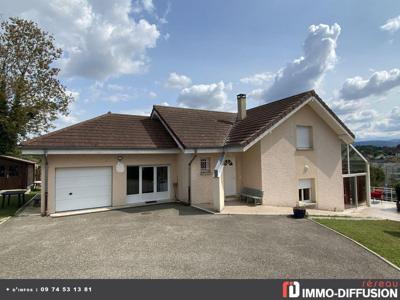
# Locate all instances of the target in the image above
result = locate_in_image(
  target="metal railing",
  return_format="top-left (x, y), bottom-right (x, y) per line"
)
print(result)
top-left (371, 186), bottom-right (397, 202)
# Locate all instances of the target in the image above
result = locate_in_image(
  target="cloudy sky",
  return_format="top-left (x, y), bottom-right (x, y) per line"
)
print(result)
top-left (1, 0), bottom-right (400, 140)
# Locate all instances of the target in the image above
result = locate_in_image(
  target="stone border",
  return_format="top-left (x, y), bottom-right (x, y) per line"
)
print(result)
top-left (309, 218), bottom-right (400, 273)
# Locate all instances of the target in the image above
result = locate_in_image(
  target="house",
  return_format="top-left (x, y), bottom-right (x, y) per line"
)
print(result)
top-left (21, 90), bottom-right (364, 216)
top-left (0, 155), bottom-right (36, 190)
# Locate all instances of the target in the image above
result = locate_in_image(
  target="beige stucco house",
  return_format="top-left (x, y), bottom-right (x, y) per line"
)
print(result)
top-left (21, 90), bottom-right (369, 216)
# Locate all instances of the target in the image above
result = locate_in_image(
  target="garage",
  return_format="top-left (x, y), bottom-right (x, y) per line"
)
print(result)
top-left (55, 167), bottom-right (112, 212)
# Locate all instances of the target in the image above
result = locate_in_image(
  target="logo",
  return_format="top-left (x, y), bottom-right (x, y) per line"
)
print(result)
top-left (282, 281), bottom-right (300, 298)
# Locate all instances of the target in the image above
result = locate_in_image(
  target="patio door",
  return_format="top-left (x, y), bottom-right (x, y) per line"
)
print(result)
top-left (223, 157), bottom-right (236, 197)
top-left (127, 165), bottom-right (170, 204)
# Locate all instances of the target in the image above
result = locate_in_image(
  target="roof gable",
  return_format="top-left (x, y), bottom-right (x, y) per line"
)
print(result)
top-left (154, 90), bottom-right (355, 150)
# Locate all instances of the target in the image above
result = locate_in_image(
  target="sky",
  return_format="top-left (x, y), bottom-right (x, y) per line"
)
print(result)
top-left (1, 0), bottom-right (400, 141)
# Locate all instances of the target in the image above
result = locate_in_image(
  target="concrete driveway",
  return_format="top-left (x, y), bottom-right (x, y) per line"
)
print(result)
top-left (0, 203), bottom-right (398, 278)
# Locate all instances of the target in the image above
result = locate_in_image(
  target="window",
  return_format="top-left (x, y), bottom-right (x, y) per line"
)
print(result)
top-left (8, 165), bottom-right (18, 177)
top-left (224, 159), bottom-right (233, 166)
top-left (157, 166), bottom-right (168, 192)
top-left (0, 166), bottom-right (5, 177)
top-left (200, 158), bottom-right (210, 175)
top-left (127, 166), bottom-right (139, 195)
top-left (298, 179), bottom-right (313, 202)
top-left (142, 167), bottom-right (154, 193)
top-left (296, 126), bottom-right (313, 150)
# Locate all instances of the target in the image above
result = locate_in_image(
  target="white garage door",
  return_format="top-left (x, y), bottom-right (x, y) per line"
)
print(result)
top-left (56, 167), bottom-right (112, 212)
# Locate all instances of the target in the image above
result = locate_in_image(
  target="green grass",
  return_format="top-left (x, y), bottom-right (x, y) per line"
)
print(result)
top-left (314, 218), bottom-right (400, 267)
top-left (0, 192), bottom-right (37, 219)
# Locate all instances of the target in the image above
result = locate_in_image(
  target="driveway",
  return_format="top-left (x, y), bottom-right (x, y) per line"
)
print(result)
top-left (0, 203), bottom-right (398, 278)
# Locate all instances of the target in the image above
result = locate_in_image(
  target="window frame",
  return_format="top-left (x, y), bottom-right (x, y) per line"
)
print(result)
top-left (296, 125), bottom-right (313, 150)
top-left (200, 158), bottom-right (211, 175)
top-left (126, 165), bottom-right (170, 203)
top-left (298, 179), bottom-right (313, 203)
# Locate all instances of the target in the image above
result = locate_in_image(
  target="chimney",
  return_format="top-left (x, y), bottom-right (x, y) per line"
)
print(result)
top-left (237, 94), bottom-right (247, 120)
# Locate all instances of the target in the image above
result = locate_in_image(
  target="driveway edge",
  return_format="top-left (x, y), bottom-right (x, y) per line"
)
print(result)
top-left (309, 218), bottom-right (400, 273)
top-left (0, 216), bottom-right (11, 226)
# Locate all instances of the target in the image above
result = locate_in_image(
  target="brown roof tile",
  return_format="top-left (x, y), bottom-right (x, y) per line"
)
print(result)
top-left (225, 91), bottom-right (314, 146)
top-left (21, 90), bottom-right (354, 151)
top-left (153, 106), bottom-right (237, 148)
top-left (21, 113), bottom-right (178, 149)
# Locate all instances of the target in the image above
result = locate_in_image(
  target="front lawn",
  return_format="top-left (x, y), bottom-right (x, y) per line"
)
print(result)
top-left (314, 218), bottom-right (400, 267)
top-left (0, 192), bottom-right (38, 219)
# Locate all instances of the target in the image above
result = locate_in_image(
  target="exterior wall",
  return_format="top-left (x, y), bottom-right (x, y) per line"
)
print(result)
top-left (40, 157), bottom-right (46, 215)
top-left (259, 105), bottom-right (344, 211)
top-left (190, 153), bottom-right (221, 205)
top-left (239, 143), bottom-right (262, 191)
top-left (175, 153), bottom-right (191, 202)
top-left (45, 154), bottom-right (177, 214)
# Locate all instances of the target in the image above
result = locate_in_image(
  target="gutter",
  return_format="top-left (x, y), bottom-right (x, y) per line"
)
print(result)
top-left (43, 151), bottom-right (48, 216)
top-left (187, 150), bottom-right (197, 205)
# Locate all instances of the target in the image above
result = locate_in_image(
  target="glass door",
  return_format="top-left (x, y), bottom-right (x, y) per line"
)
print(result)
top-left (127, 165), bottom-right (170, 204)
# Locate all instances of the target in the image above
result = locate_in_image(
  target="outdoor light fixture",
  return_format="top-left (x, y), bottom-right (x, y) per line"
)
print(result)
top-left (116, 156), bottom-right (125, 173)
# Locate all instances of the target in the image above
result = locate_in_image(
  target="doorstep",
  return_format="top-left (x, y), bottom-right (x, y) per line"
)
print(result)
top-left (50, 200), bottom-right (175, 217)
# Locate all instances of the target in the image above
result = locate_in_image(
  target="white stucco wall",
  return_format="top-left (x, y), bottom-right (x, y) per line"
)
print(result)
top-left (45, 154), bottom-right (177, 214)
top-left (259, 105), bottom-right (344, 211)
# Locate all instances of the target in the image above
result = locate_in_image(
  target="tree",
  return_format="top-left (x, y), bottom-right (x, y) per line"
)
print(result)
top-left (0, 17), bottom-right (72, 154)
top-left (370, 166), bottom-right (385, 187)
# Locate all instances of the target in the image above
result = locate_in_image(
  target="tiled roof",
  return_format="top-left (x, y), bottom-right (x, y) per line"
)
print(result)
top-left (153, 106), bottom-right (237, 148)
top-left (0, 155), bottom-right (36, 164)
top-left (21, 113), bottom-right (178, 149)
top-left (225, 91), bottom-right (314, 146)
top-left (21, 90), bottom-right (354, 151)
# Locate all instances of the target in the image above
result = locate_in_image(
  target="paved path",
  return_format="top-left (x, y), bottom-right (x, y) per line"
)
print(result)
top-left (222, 200), bottom-right (400, 221)
top-left (0, 204), bottom-right (398, 278)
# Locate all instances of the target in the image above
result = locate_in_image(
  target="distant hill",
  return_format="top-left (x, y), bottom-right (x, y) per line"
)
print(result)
top-left (355, 139), bottom-right (400, 147)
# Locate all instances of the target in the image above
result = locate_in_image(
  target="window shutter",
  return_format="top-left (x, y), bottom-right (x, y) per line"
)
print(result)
top-left (297, 126), bottom-right (311, 149)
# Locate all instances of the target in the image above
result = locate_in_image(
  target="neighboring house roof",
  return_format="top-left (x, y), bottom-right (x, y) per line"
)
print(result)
top-left (21, 113), bottom-right (178, 150)
top-left (21, 90), bottom-right (355, 152)
top-left (0, 155), bottom-right (36, 165)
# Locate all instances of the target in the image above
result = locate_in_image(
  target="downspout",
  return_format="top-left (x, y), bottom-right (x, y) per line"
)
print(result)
top-left (187, 150), bottom-right (197, 206)
top-left (42, 151), bottom-right (48, 216)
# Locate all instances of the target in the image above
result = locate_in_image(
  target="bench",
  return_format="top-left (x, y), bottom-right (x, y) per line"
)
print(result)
top-left (240, 187), bottom-right (264, 205)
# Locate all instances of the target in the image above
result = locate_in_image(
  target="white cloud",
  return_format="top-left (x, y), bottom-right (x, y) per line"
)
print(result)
top-left (342, 109), bottom-right (378, 124)
top-left (374, 107), bottom-right (400, 133)
top-left (85, 81), bottom-right (138, 103)
top-left (329, 99), bottom-right (363, 115)
top-left (340, 68), bottom-right (400, 100)
top-left (141, 0), bottom-right (154, 13)
top-left (177, 81), bottom-right (232, 110)
top-left (1, 0), bottom-right (160, 80)
top-left (381, 15), bottom-right (400, 33)
top-left (240, 72), bottom-right (274, 86)
top-left (261, 23), bottom-right (341, 101)
top-left (148, 91), bottom-right (157, 99)
top-left (248, 88), bottom-right (265, 100)
top-left (165, 72), bottom-right (192, 89)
